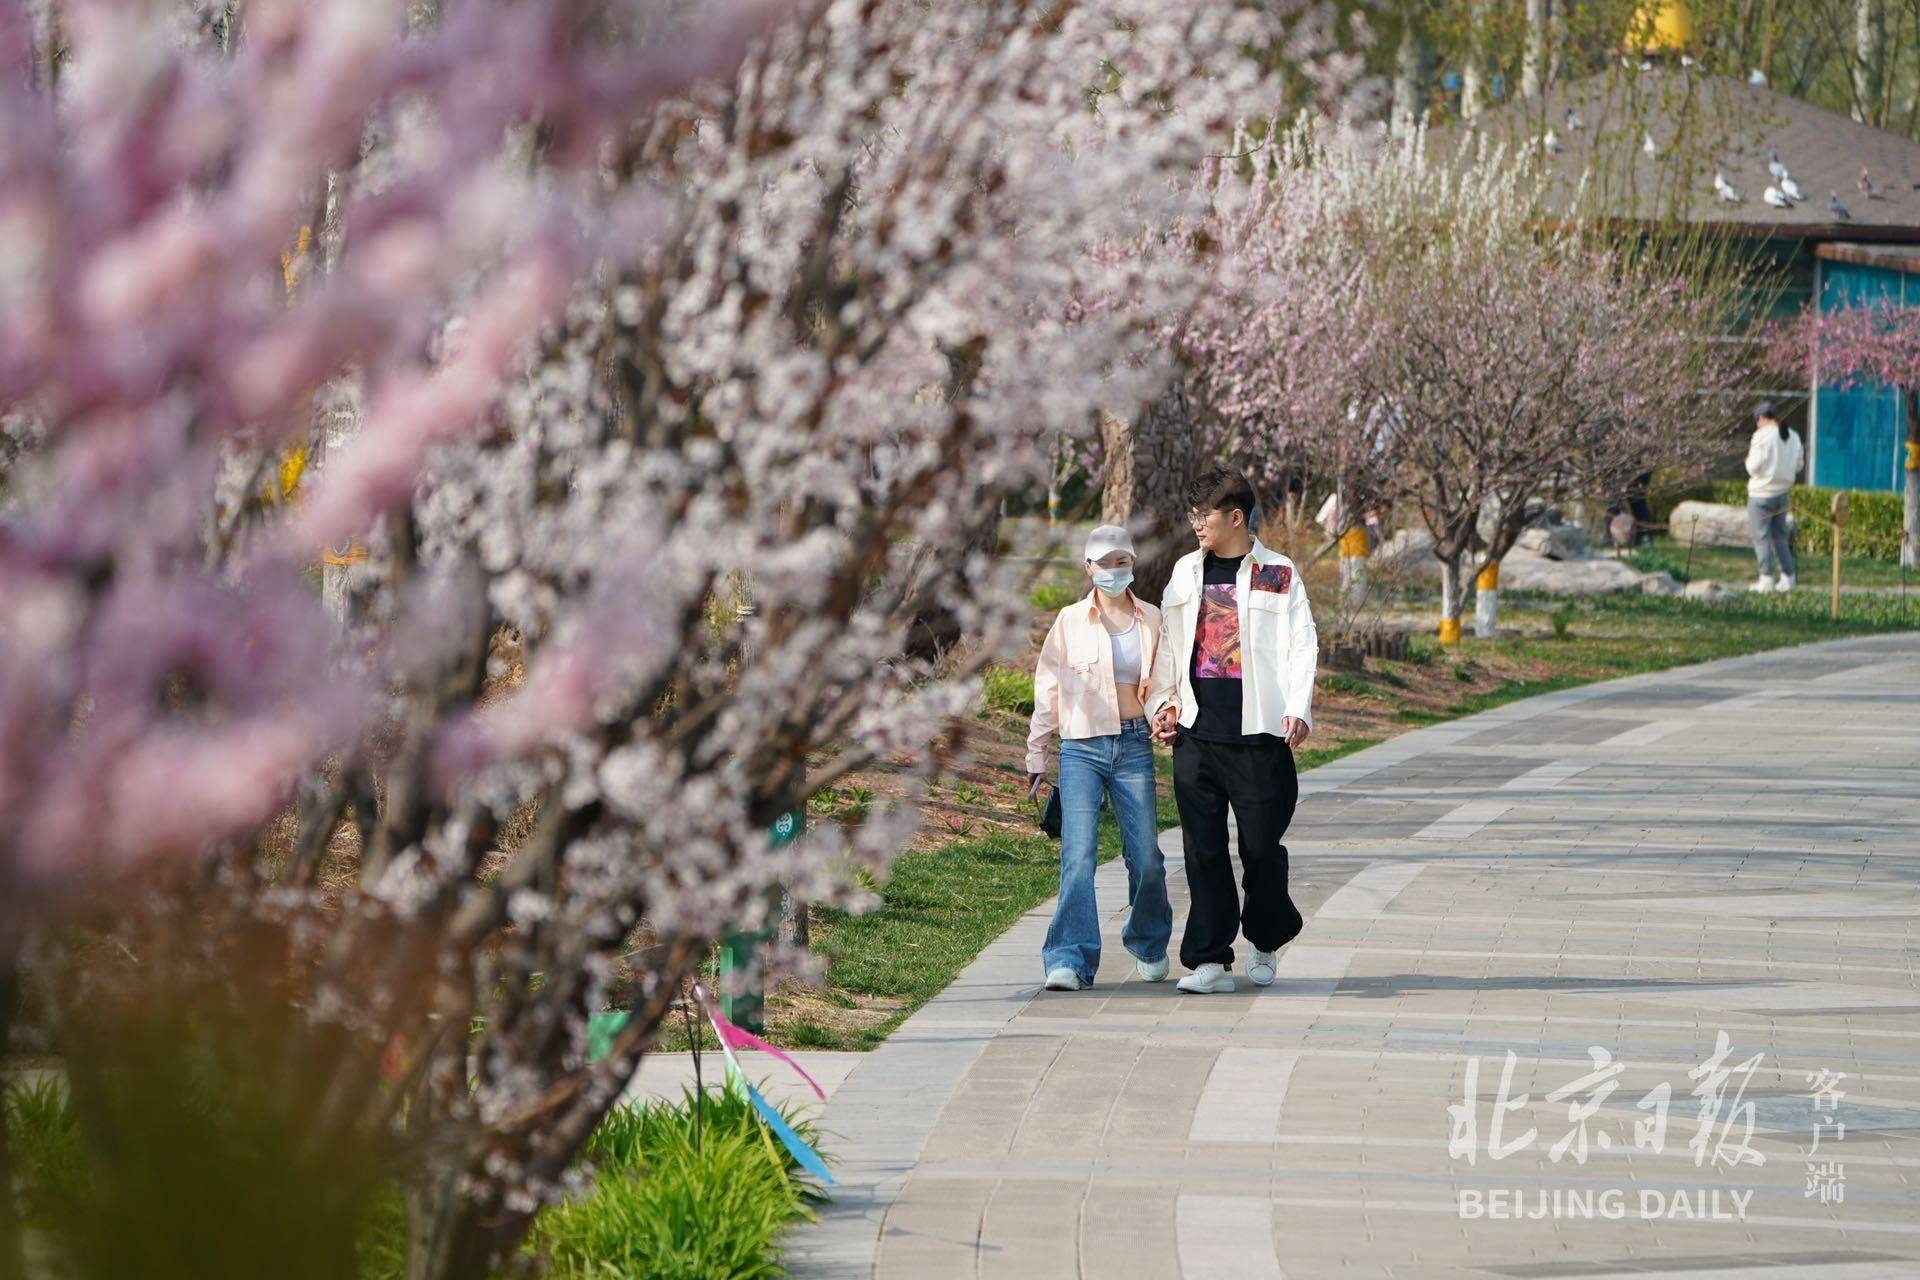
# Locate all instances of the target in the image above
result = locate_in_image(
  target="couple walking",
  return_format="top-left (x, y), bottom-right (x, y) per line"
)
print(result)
top-left (1024, 469), bottom-right (1316, 995)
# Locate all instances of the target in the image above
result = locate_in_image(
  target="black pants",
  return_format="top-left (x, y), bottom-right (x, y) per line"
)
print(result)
top-left (1172, 734), bottom-right (1304, 969)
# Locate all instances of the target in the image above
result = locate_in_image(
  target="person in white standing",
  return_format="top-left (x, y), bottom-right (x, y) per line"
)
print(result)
top-left (1745, 401), bottom-right (1804, 593)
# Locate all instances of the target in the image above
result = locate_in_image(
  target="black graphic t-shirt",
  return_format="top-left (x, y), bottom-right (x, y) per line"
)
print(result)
top-left (1186, 553), bottom-right (1281, 744)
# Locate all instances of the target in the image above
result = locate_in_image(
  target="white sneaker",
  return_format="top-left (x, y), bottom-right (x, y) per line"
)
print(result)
top-left (1775, 575), bottom-right (1796, 592)
top-left (1176, 963), bottom-right (1235, 994)
top-left (1136, 956), bottom-right (1170, 983)
top-left (1246, 950), bottom-right (1278, 987)
top-left (1044, 967), bottom-right (1084, 991)
top-left (1749, 575), bottom-right (1775, 593)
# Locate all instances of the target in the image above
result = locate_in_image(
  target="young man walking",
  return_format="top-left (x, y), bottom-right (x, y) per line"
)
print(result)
top-left (1147, 469), bottom-right (1317, 993)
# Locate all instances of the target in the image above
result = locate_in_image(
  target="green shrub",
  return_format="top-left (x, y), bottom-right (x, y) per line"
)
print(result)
top-left (1648, 477), bottom-right (1718, 527)
top-left (531, 1088), bottom-right (826, 1280)
top-left (4, 1077), bottom-right (86, 1223)
top-left (8, 1076), bottom-right (826, 1280)
top-left (1028, 581), bottom-right (1083, 612)
top-left (982, 666), bottom-right (1036, 716)
top-left (808, 785), bottom-right (872, 823)
top-left (1626, 546), bottom-right (1692, 583)
top-left (2, 1004), bottom-right (391, 1280)
top-left (1709, 480), bottom-right (1905, 562)
top-left (1549, 606), bottom-right (1574, 640)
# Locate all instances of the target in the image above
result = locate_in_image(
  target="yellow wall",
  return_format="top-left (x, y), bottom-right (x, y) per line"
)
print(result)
top-left (1629, 1), bottom-right (1695, 53)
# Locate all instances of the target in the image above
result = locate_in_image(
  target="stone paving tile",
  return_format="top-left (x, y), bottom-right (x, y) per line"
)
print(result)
top-left (1453, 713), bottom-right (1655, 748)
top-left (786, 632), bottom-right (1920, 1278)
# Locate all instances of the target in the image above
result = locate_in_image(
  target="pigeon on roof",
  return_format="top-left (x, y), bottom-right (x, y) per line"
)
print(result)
top-left (1763, 185), bottom-right (1790, 209)
top-left (1858, 168), bottom-right (1885, 200)
top-left (1543, 128), bottom-right (1562, 155)
top-left (1780, 174), bottom-right (1805, 202)
top-left (1768, 150), bottom-right (1789, 182)
top-left (1565, 107), bottom-right (1584, 131)
top-left (1829, 191), bottom-right (1852, 220)
top-left (1423, 66), bottom-right (1920, 234)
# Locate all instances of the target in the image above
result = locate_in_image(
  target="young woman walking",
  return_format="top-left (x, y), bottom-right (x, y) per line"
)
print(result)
top-left (1025, 525), bottom-right (1174, 991)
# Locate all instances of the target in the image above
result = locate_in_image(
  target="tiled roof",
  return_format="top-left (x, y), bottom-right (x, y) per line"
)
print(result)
top-left (1430, 67), bottom-right (1920, 240)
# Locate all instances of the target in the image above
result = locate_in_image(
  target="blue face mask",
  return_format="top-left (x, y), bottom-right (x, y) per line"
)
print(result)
top-left (1090, 567), bottom-right (1134, 597)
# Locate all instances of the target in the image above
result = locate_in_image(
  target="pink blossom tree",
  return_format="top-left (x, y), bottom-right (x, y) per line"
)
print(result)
top-left (1173, 125), bottom-right (1382, 555)
top-left (1764, 302), bottom-right (1920, 568)
top-left (2, 1), bottom-right (791, 1269)
top-left (1187, 136), bottom-right (1751, 640)
top-left (1094, 120), bottom-right (1381, 602)
top-left (1355, 234), bottom-right (1749, 638)
top-left (1, 1), bottom-right (1342, 1274)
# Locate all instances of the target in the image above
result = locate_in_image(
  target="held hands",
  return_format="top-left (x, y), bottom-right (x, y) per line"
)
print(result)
top-left (1151, 705), bottom-right (1305, 746)
top-left (1282, 716), bottom-right (1310, 749)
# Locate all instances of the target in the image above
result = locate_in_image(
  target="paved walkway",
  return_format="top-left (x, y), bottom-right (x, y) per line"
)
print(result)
top-left (786, 632), bottom-right (1920, 1279)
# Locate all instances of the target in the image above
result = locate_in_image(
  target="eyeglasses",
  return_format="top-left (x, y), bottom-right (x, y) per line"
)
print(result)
top-left (1186, 509), bottom-right (1215, 528)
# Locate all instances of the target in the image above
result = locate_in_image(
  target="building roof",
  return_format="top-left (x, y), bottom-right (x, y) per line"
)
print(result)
top-left (1816, 241), bottom-right (1920, 274)
top-left (1432, 67), bottom-right (1920, 241)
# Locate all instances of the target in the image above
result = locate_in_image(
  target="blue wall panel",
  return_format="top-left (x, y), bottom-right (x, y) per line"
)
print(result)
top-left (1813, 262), bottom-right (1911, 493)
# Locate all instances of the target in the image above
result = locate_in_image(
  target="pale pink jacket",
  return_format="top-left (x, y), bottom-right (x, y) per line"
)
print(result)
top-left (1024, 591), bottom-right (1162, 776)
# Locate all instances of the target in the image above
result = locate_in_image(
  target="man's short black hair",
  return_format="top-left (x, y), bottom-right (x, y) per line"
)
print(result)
top-left (1184, 468), bottom-right (1257, 522)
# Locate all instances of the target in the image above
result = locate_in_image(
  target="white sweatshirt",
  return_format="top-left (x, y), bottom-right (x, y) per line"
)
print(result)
top-left (1745, 425), bottom-right (1803, 499)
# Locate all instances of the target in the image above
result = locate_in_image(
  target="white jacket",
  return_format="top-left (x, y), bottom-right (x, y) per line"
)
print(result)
top-left (1745, 425), bottom-right (1803, 499)
top-left (1146, 538), bottom-right (1318, 733)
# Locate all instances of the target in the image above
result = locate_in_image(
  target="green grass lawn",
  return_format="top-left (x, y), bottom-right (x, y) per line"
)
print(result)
top-left (1627, 536), bottom-right (1919, 592)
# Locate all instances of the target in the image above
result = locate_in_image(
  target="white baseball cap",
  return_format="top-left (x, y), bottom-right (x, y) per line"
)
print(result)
top-left (1084, 524), bottom-right (1135, 563)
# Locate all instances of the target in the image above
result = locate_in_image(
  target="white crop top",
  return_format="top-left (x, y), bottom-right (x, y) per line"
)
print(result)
top-left (1109, 618), bottom-right (1142, 688)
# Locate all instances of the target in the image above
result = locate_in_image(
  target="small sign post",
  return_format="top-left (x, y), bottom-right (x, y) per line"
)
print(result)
top-left (1830, 491), bottom-right (1851, 621)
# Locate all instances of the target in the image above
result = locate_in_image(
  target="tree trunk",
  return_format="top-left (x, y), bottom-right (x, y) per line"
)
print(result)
top-left (403, 1174), bottom-right (496, 1280)
top-left (1460, 0), bottom-right (1491, 118)
top-left (1548, 0), bottom-right (1570, 85)
top-left (1472, 558), bottom-right (1500, 639)
top-left (1101, 382), bottom-right (1205, 606)
top-left (1853, 0), bottom-right (1886, 125)
top-left (1903, 391), bottom-right (1918, 569)
top-left (1522, 0), bottom-right (1550, 98)
top-left (1437, 553), bottom-right (1464, 644)
top-left (1390, 13), bottom-right (1433, 138)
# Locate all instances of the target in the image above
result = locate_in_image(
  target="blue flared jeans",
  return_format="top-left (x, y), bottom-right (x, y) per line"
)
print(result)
top-left (1042, 717), bottom-right (1174, 983)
